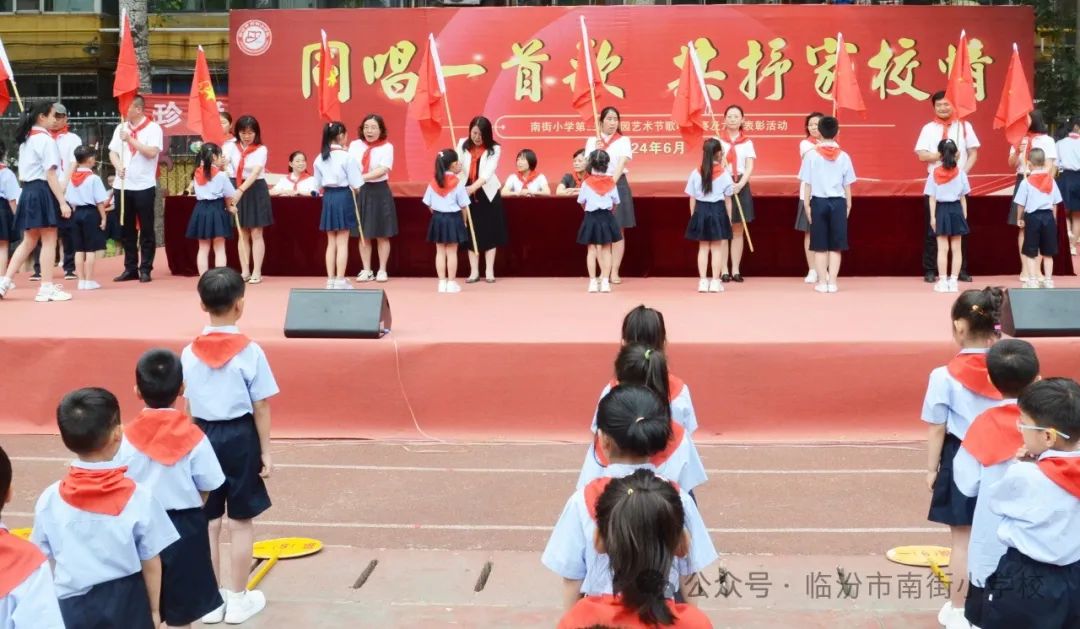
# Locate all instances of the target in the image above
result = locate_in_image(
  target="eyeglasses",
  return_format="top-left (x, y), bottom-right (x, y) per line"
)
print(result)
top-left (1016, 420), bottom-right (1072, 441)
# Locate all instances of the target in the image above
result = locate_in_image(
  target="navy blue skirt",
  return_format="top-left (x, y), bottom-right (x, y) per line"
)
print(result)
top-left (935, 200), bottom-right (970, 236)
top-left (161, 507), bottom-right (223, 626)
top-left (928, 432), bottom-right (977, 526)
top-left (577, 209), bottom-right (623, 245)
top-left (426, 211), bottom-right (469, 244)
top-left (0, 196), bottom-right (13, 241)
top-left (1060, 170), bottom-right (1080, 212)
top-left (14, 179), bottom-right (59, 232)
top-left (186, 198), bottom-right (234, 240)
top-left (320, 186), bottom-right (357, 232)
top-left (794, 198), bottom-right (811, 232)
top-left (58, 571), bottom-right (154, 629)
top-left (686, 200), bottom-right (733, 242)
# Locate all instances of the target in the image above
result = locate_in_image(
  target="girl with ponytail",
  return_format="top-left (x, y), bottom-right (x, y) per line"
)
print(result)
top-left (422, 149), bottom-right (470, 293)
top-left (185, 143), bottom-right (238, 275)
top-left (924, 139), bottom-right (971, 293)
top-left (684, 139), bottom-right (734, 293)
top-left (313, 121), bottom-right (363, 290)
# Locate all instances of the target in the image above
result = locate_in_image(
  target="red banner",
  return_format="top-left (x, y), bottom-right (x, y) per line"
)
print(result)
top-left (144, 94), bottom-right (229, 139)
top-left (229, 6), bottom-right (1033, 196)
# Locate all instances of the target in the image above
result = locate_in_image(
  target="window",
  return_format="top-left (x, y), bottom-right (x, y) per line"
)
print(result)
top-left (151, 72), bottom-right (227, 96)
top-left (45, 0), bottom-right (96, 10)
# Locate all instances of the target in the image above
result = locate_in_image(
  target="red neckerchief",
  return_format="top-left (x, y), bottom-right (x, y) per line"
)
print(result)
top-left (50, 125), bottom-right (70, 140)
top-left (235, 142), bottom-right (261, 182)
top-left (69, 169), bottom-right (93, 187)
top-left (934, 166), bottom-right (960, 185)
top-left (947, 353), bottom-right (1003, 400)
top-left (1069, 133), bottom-right (1080, 139)
top-left (807, 137), bottom-right (820, 145)
top-left (815, 143), bottom-right (842, 162)
top-left (0, 529), bottom-right (46, 598)
top-left (723, 132), bottom-right (751, 176)
top-left (558, 594), bottom-right (711, 629)
top-left (124, 408), bottom-right (205, 466)
top-left (28, 127), bottom-right (49, 138)
top-left (466, 144), bottom-right (486, 184)
top-left (193, 166), bottom-right (220, 187)
top-left (932, 115), bottom-right (969, 142)
top-left (607, 374), bottom-right (687, 403)
top-left (1038, 456), bottom-right (1080, 500)
top-left (288, 172), bottom-right (313, 192)
top-left (962, 404), bottom-right (1022, 467)
top-left (1028, 172), bottom-right (1054, 194)
top-left (431, 174), bottom-right (460, 198)
top-left (584, 174), bottom-right (616, 196)
top-left (191, 332), bottom-right (252, 369)
top-left (1019, 132), bottom-right (1045, 162)
top-left (597, 132), bottom-right (622, 152)
top-left (583, 475), bottom-right (682, 522)
top-left (126, 117), bottom-right (151, 156)
top-left (361, 139), bottom-right (387, 174)
top-left (595, 422), bottom-right (686, 468)
top-left (517, 170), bottom-right (540, 191)
top-left (58, 466), bottom-right (136, 516)
top-left (571, 171), bottom-right (585, 187)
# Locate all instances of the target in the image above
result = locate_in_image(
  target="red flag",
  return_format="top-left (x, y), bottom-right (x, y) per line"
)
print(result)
top-left (832, 33), bottom-right (866, 116)
top-left (188, 46), bottom-right (224, 145)
top-left (317, 30), bottom-right (341, 123)
top-left (407, 34), bottom-right (448, 147)
top-left (571, 16), bottom-right (603, 124)
top-left (113, 9), bottom-right (139, 114)
top-left (672, 45), bottom-right (706, 145)
top-left (0, 36), bottom-right (13, 113)
top-left (993, 44), bottom-right (1034, 147)
top-left (945, 30), bottom-right (978, 119)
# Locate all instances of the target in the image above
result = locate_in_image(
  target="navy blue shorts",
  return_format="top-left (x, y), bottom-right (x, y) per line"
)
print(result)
top-left (1022, 209), bottom-right (1058, 258)
top-left (965, 583), bottom-right (986, 626)
top-left (195, 414), bottom-right (272, 521)
top-left (983, 548), bottom-right (1080, 629)
top-left (160, 508), bottom-right (223, 625)
top-left (809, 197), bottom-right (848, 252)
top-left (71, 205), bottom-right (106, 252)
top-left (928, 432), bottom-right (976, 526)
top-left (58, 571), bottom-right (154, 629)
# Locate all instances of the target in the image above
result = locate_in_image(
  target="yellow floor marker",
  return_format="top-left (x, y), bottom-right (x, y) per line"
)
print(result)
top-left (886, 545), bottom-right (952, 585)
top-left (246, 537), bottom-right (323, 591)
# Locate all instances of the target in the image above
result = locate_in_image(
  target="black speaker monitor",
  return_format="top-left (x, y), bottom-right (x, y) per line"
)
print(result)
top-left (1001, 288), bottom-right (1080, 338)
top-left (284, 289), bottom-right (391, 339)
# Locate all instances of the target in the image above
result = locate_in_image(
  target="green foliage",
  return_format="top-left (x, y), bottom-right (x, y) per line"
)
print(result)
top-left (1018, 0), bottom-right (1078, 126)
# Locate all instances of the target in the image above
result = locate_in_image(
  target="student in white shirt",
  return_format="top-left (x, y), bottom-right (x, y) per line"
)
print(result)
top-left (185, 143), bottom-right (239, 276)
top-left (796, 113), bottom-right (825, 283)
top-left (64, 146), bottom-right (110, 291)
top-left (1014, 148), bottom-right (1064, 288)
top-left (348, 114), bottom-right (398, 284)
top-left (0, 140), bottom-right (20, 279)
top-left (1056, 116), bottom-right (1080, 254)
top-left (585, 107), bottom-right (634, 283)
top-left (501, 148), bottom-right (550, 197)
top-left (684, 138), bottom-right (734, 293)
top-left (924, 140), bottom-right (972, 293)
top-left (269, 151), bottom-right (317, 197)
top-left (718, 105), bottom-right (757, 284)
top-left (458, 116), bottom-right (507, 283)
top-left (576, 150), bottom-right (622, 293)
top-left (422, 149), bottom-right (471, 294)
top-left (1008, 111), bottom-right (1057, 282)
top-left (0, 101), bottom-right (73, 302)
top-left (313, 122), bottom-right (362, 290)
top-left (226, 115), bottom-right (272, 285)
top-left (799, 116), bottom-right (856, 294)
top-left (108, 95), bottom-right (163, 283)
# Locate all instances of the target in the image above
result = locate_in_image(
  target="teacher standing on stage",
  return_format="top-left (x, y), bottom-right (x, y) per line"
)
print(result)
top-left (585, 107), bottom-right (634, 284)
top-left (915, 91), bottom-right (978, 284)
top-left (458, 116), bottom-right (508, 283)
top-left (109, 95), bottom-right (163, 283)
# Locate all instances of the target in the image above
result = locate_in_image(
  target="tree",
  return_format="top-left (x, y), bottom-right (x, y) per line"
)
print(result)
top-left (121, 0), bottom-right (152, 93)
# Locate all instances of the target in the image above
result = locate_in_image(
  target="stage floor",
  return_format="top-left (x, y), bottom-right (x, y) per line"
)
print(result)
top-left (3, 254), bottom-right (1080, 440)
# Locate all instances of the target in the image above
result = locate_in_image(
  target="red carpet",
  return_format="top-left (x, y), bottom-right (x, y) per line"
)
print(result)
top-left (3, 255), bottom-right (1080, 442)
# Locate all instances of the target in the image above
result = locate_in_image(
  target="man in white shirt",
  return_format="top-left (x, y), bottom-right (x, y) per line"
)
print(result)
top-left (108, 95), bottom-right (163, 283)
top-left (915, 91), bottom-right (980, 284)
top-left (50, 103), bottom-right (81, 280)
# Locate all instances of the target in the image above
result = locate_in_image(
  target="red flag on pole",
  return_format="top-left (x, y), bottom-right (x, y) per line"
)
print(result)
top-left (571, 17), bottom-right (603, 124)
top-left (0, 35), bottom-right (14, 113)
top-left (993, 43), bottom-right (1034, 147)
top-left (945, 30), bottom-right (978, 119)
top-left (317, 30), bottom-right (341, 123)
top-left (188, 45), bottom-right (225, 145)
top-left (113, 9), bottom-right (139, 114)
top-left (408, 34), bottom-right (448, 147)
top-left (832, 33), bottom-right (866, 116)
top-left (672, 44), bottom-right (706, 145)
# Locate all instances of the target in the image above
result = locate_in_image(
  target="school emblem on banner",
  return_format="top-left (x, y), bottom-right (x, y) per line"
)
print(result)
top-left (236, 19), bottom-right (272, 57)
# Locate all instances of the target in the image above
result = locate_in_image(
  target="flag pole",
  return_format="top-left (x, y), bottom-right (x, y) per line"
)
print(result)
top-left (9, 81), bottom-right (22, 112)
top-left (430, 33), bottom-right (476, 254)
top-left (832, 33), bottom-right (842, 118)
top-left (118, 8), bottom-right (128, 228)
top-left (581, 17), bottom-right (601, 140)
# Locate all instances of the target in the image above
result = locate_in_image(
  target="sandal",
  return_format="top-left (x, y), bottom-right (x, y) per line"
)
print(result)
top-left (721, 273), bottom-right (732, 283)
top-left (248, 276), bottom-right (262, 285)
top-left (733, 274), bottom-right (745, 283)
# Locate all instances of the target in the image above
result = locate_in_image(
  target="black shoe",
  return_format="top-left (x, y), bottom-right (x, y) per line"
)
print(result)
top-left (721, 273), bottom-right (732, 283)
top-left (924, 272), bottom-right (938, 283)
top-left (29, 273), bottom-right (41, 282)
top-left (732, 273), bottom-right (745, 283)
top-left (139, 272), bottom-right (151, 283)
top-left (957, 272), bottom-right (973, 282)
top-left (63, 272), bottom-right (77, 280)
top-left (114, 271), bottom-right (138, 282)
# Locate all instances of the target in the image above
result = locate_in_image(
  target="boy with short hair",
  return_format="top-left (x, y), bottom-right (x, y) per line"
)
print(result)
top-left (64, 145), bottom-right (109, 290)
top-left (118, 348), bottom-right (226, 628)
top-left (0, 444), bottom-right (64, 628)
top-left (1014, 148), bottom-right (1063, 288)
top-left (981, 377), bottom-right (1080, 628)
top-left (953, 339), bottom-right (1040, 629)
top-left (32, 387), bottom-right (179, 629)
top-left (798, 115), bottom-right (856, 294)
top-left (181, 267), bottom-right (278, 624)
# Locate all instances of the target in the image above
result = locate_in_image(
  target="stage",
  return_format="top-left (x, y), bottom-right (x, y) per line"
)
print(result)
top-left (4, 254), bottom-right (1080, 441)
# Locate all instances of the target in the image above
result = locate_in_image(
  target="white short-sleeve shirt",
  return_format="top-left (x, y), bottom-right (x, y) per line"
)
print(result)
top-left (1013, 174), bottom-right (1063, 212)
top-left (798, 144), bottom-right (857, 199)
top-left (0, 167), bottom-right (21, 202)
top-left (226, 143), bottom-right (267, 182)
top-left (504, 172), bottom-right (549, 194)
top-left (193, 171), bottom-right (237, 202)
top-left (108, 118), bottom-right (163, 191)
top-left (422, 179), bottom-right (470, 213)
top-left (17, 128), bottom-right (61, 183)
top-left (577, 179), bottom-right (620, 212)
top-left (685, 168), bottom-right (734, 203)
top-left (989, 450), bottom-right (1080, 566)
top-left (64, 171), bottom-right (109, 208)
top-left (271, 173), bottom-right (317, 196)
top-left (921, 349), bottom-right (1002, 439)
top-left (181, 325), bottom-right (280, 421)
top-left (584, 134), bottom-right (632, 177)
top-left (0, 528), bottom-right (64, 629)
top-left (914, 120), bottom-right (980, 174)
top-left (923, 169), bottom-right (971, 203)
top-left (718, 136), bottom-right (757, 177)
top-left (117, 430), bottom-right (225, 512)
top-left (1056, 136), bottom-right (1080, 171)
top-left (313, 147), bottom-right (363, 190)
top-left (1012, 134), bottom-right (1057, 174)
top-left (53, 130), bottom-right (82, 184)
top-left (347, 140), bottom-right (394, 183)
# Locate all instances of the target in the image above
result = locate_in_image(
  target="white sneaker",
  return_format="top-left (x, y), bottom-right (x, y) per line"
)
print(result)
top-left (804, 269), bottom-right (818, 284)
top-left (356, 269), bottom-right (374, 282)
top-left (933, 278), bottom-right (949, 292)
top-left (708, 279), bottom-right (723, 293)
top-left (1072, 245), bottom-right (1077, 256)
top-left (944, 610), bottom-right (974, 629)
top-left (0, 277), bottom-right (11, 299)
top-left (224, 589), bottom-right (266, 624)
top-left (325, 278), bottom-right (335, 289)
top-left (697, 278), bottom-right (709, 293)
top-left (814, 283), bottom-right (829, 293)
top-left (202, 589), bottom-right (229, 624)
top-left (937, 601), bottom-right (955, 626)
top-left (948, 277), bottom-right (959, 293)
top-left (600, 278), bottom-right (611, 293)
top-left (86, 280), bottom-right (101, 290)
top-left (1043, 278), bottom-right (1055, 289)
top-left (334, 278), bottom-right (354, 290)
top-left (376, 270), bottom-right (388, 282)
top-left (1023, 279), bottom-right (1040, 289)
top-left (35, 284), bottom-right (72, 302)
top-left (827, 283), bottom-right (838, 293)
top-left (445, 280), bottom-right (461, 293)
top-left (587, 278), bottom-right (599, 293)
top-left (438, 279), bottom-right (448, 293)
top-left (77, 280), bottom-right (86, 290)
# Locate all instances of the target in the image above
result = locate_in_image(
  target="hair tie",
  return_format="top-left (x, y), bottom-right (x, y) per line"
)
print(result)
top-left (644, 349), bottom-right (652, 361)
top-left (626, 488), bottom-right (634, 495)
top-left (634, 416), bottom-right (645, 423)
top-left (994, 324), bottom-right (1003, 331)
top-left (971, 304), bottom-right (984, 315)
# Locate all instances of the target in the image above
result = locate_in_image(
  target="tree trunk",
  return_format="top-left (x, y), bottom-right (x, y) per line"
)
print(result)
top-left (121, 0), bottom-right (152, 93)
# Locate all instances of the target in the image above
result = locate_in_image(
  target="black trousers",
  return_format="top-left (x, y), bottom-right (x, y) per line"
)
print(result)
top-left (119, 187), bottom-right (157, 274)
top-left (923, 195), bottom-right (969, 276)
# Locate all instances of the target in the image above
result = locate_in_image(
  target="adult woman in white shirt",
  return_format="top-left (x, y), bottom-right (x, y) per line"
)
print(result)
top-left (348, 114), bottom-right (398, 283)
top-left (584, 107), bottom-right (634, 283)
top-left (458, 116), bottom-right (508, 283)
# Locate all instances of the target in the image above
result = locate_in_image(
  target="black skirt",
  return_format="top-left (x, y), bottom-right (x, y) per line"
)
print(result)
top-left (13, 180), bottom-right (59, 232)
top-left (686, 200), bottom-right (733, 242)
top-left (934, 200), bottom-right (970, 236)
top-left (577, 209), bottom-right (623, 245)
top-left (319, 187), bottom-right (358, 232)
top-left (466, 188), bottom-right (508, 251)
top-left (352, 180), bottom-right (398, 239)
top-left (427, 211), bottom-right (469, 244)
top-left (794, 198), bottom-right (811, 232)
top-left (186, 199), bottom-right (234, 240)
top-left (160, 507), bottom-right (223, 626)
top-left (928, 432), bottom-right (977, 526)
top-left (1008, 173), bottom-right (1024, 226)
top-left (1060, 169), bottom-right (1080, 211)
top-left (614, 174), bottom-right (636, 229)
top-left (236, 178), bottom-right (273, 228)
top-left (732, 177), bottom-right (755, 224)
top-left (0, 197), bottom-right (13, 241)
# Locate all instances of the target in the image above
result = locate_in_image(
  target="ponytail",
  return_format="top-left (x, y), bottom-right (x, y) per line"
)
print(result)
top-left (597, 384), bottom-right (671, 458)
top-left (937, 139), bottom-right (959, 170)
top-left (14, 101), bottom-right (53, 146)
top-left (699, 138), bottom-right (722, 195)
top-left (951, 286), bottom-right (1006, 339)
top-left (433, 149), bottom-right (457, 188)
top-left (320, 122), bottom-right (346, 161)
top-left (197, 142), bottom-right (221, 181)
top-left (588, 149), bottom-right (610, 175)
top-left (616, 344), bottom-right (672, 418)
